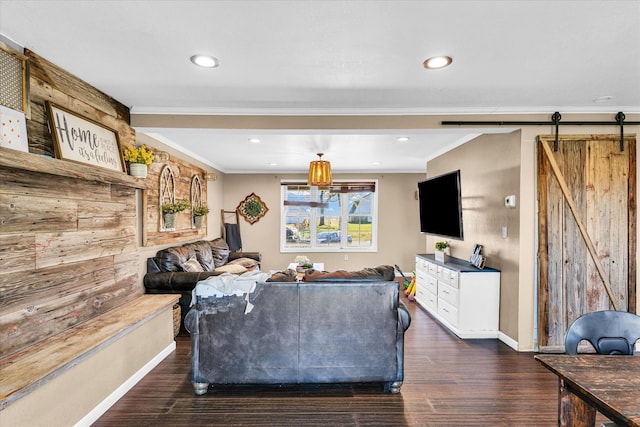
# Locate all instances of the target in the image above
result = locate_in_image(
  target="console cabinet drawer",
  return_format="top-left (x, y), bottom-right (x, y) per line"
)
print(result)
top-left (438, 282), bottom-right (458, 306)
top-left (416, 270), bottom-right (428, 286)
top-left (449, 271), bottom-right (459, 288)
top-left (426, 275), bottom-right (438, 294)
top-left (417, 287), bottom-right (437, 312)
top-left (416, 257), bottom-right (429, 272)
top-left (427, 262), bottom-right (438, 276)
top-left (438, 298), bottom-right (459, 327)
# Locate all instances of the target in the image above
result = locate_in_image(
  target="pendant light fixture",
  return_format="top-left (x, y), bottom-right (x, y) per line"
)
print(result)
top-left (307, 153), bottom-right (332, 186)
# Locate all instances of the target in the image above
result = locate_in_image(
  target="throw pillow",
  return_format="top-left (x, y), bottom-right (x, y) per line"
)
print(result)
top-left (209, 238), bottom-right (230, 267)
top-left (214, 264), bottom-right (247, 274)
top-left (181, 256), bottom-right (204, 272)
top-left (156, 246), bottom-right (194, 272)
top-left (186, 241), bottom-right (216, 271)
top-left (266, 269), bottom-right (297, 282)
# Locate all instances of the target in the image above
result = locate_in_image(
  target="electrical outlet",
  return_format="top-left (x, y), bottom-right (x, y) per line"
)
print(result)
top-left (344, 254), bottom-right (349, 261)
top-left (501, 226), bottom-right (508, 239)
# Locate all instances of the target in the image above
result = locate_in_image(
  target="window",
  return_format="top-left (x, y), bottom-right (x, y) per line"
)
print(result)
top-left (281, 181), bottom-right (377, 252)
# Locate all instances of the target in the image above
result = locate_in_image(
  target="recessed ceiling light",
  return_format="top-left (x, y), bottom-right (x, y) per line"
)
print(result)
top-left (372, 161), bottom-right (380, 166)
top-left (268, 162), bottom-right (277, 166)
top-left (249, 138), bottom-right (261, 143)
top-left (423, 56), bottom-right (452, 70)
top-left (396, 137), bottom-right (410, 142)
top-left (593, 95), bottom-right (614, 104)
top-left (190, 55), bottom-right (219, 68)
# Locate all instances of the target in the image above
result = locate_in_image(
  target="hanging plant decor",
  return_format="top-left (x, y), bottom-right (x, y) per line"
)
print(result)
top-left (237, 192), bottom-right (269, 224)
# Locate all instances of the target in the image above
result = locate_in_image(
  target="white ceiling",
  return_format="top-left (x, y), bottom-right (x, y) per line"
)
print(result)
top-left (1, 0), bottom-right (639, 173)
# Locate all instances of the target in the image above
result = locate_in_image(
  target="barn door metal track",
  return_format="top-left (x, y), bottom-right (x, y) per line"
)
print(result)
top-left (442, 112), bottom-right (639, 152)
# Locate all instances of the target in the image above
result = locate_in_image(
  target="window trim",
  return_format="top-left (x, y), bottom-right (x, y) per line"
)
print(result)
top-left (280, 179), bottom-right (378, 253)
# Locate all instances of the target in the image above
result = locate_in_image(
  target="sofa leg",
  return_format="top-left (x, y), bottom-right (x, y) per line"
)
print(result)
top-left (384, 381), bottom-right (402, 393)
top-left (193, 382), bottom-right (210, 395)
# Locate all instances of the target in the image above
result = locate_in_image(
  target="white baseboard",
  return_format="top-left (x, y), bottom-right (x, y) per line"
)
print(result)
top-left (74, 341), bottom-right (176, 427)
top-left (498, 332), bottom-right (519, 351)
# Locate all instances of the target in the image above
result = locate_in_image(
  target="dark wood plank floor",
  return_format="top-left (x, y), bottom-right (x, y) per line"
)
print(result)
top-left (93, 296), bottom-right (610, 426)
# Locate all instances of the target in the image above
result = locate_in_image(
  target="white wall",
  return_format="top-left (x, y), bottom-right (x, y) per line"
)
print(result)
top-left (427, 132), bottom-right (522, 342)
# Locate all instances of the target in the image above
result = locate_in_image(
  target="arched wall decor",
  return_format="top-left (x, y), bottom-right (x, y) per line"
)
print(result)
top-left (190, 175), bottom-right (203, 229)
top-left (159, 165), bottom-right (176, 231)
top-left (142, 156), bottom-right (207, 246)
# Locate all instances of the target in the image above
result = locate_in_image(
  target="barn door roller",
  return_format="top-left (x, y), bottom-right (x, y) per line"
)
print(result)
top-left (616, 112), bottom-right (625, 152)
top-left (552, 112), bottom-right (561, 151)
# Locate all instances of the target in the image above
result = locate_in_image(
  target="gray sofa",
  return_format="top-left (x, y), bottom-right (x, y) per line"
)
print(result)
top-left (184, 267), bottom-right (411, 395)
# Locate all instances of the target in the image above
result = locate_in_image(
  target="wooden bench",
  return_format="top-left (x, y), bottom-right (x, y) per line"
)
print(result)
top-left (0, 294), bottom-right (178, 425)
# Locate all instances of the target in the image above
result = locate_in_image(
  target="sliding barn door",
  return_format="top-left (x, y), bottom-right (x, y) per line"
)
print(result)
top-left (537, 134), bottom-right (636, 352)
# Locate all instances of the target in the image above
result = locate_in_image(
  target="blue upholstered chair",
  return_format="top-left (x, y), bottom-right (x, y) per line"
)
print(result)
top-left (565, 310), bottom-right (640, 427)
top-left (565, 310), bottom-right (640, 355)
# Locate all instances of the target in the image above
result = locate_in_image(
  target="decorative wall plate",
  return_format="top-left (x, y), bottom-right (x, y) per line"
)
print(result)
top-left (237, 192), bottom-right (268, 224)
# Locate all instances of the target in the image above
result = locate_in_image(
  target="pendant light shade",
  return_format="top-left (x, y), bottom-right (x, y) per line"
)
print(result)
top-left (308, 153), bottom-right (333, 186)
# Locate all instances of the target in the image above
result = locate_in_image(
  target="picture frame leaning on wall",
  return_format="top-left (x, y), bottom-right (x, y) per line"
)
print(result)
top-left (46, 102), bottom-right (125, 172)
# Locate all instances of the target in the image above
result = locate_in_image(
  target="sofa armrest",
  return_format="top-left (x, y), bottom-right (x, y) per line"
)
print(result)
top-left (184, 307), bottom-right (198, 334)
top-left (397, 301), bottom-right (411, 332)
top-left (146, 257), bottom-right (162, 274)
top-left (144, 271), bottom-right (223, 292)
top-left (228, 251), bottom-right (262, 263)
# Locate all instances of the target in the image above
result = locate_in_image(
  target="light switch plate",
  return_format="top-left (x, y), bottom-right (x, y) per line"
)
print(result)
top-left (505, 195), bottom-right (516, 208)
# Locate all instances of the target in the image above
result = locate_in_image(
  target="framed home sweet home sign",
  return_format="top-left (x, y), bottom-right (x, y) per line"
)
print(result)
top-left (46, 102), bottom-right (125, 172)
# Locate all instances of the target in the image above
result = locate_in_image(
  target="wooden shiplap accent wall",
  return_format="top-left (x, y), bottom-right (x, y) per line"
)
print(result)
top-left (0, 50), bottom-right (142, 358)
top-left (25, 50), bottom-right (134, 157)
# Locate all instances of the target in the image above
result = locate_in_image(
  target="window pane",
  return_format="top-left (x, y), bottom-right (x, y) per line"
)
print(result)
top-left (315, 189), bottom-right (341, 246)
top-left (282, 182), bottom-right (377, 252)
top-left (284, 186), bottom-right (311, 248)
top-left (348, 192), bottom-right (372, 215)
top-left (347, 192), bottom-right (372, 247)
top-left (348, 215), bottom-right (372, 247)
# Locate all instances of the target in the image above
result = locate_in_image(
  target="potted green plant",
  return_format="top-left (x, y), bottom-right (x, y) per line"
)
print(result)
top-left (192, 204), bottom-right (209, 229)
top-left (161, 199), bottom-right (190, 230)
top-left (435, 241), bottom-right (449, 263)
top-left (294, 255), bottom-right (313, 272)
top-left (123, 145), bottom-right (155, 178)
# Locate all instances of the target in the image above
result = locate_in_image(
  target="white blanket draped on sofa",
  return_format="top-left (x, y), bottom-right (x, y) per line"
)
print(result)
top-left (191, 270), bottom-right (270, 313)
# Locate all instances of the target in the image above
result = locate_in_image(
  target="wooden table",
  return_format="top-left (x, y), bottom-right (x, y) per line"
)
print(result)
top-left (535, 355), bottom-right (640, 427)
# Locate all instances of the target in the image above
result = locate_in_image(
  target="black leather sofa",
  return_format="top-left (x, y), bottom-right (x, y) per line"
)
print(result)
top-left (143, 238), bottom-right (262, 322)
top-left (184, 265), bottom-right (411, 394)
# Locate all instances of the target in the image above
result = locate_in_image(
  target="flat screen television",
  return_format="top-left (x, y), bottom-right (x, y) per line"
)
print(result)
top-left (418, 170), bottom-right (463, 240)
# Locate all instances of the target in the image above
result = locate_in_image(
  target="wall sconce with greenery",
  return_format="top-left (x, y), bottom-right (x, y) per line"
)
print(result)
top-left (161, 198), bottom-right (190, 230)
top-left (192, 204), bottom-right (210, 229)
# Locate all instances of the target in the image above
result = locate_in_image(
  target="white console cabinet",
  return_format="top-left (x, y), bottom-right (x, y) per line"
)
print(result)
top-left (415, 254), bottom-right (500, 339)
